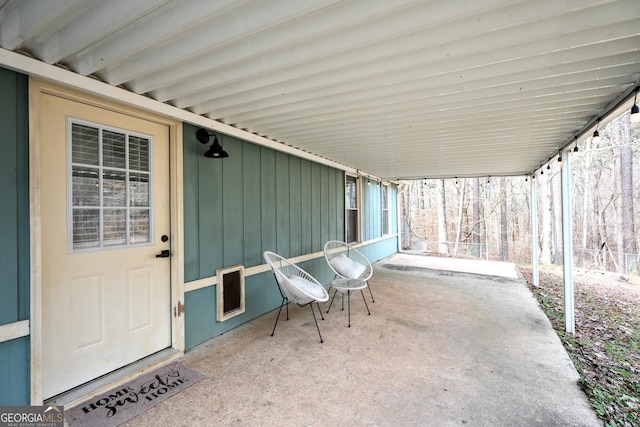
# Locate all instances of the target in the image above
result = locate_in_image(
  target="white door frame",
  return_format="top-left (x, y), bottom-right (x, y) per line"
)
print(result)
top-left (29, 79), bottom-right (185, 405)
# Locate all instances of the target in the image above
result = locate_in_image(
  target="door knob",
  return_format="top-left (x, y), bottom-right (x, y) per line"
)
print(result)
top-left (155, 249), bottom-right (170, 258)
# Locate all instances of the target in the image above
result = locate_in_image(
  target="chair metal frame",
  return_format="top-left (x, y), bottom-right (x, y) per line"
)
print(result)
top-left (264, 251), bottom-right (329, 343)
top-left (323, 240), bottom-right (375, 302)
top-left (325, 278), bottom-right (370, 327)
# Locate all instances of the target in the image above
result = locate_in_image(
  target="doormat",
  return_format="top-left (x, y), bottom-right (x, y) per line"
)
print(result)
top-left (65, 362), bottom-right (205, 427)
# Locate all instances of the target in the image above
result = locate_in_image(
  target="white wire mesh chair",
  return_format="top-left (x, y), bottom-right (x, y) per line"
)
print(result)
top-left (264, 251), bottom-right (330, 343)
top-left (323, 240), bottom-right (375, 302)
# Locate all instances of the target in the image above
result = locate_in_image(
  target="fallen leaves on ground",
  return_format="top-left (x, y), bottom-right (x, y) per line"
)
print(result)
top-left (521, 266), bottom-right (640, 427)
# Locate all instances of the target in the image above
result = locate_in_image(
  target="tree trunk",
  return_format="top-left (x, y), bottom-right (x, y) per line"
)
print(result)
top-left (578, 139), bottom-right (592, 267)
top-left (472, 177), bottom-right (481, 257)
top-left (551, 163), bottom-right (563, 265)
top-left (499, 177), bottom-right (508, 261)
top-left (437, 179), bottom-right (449, 255)
top-left (483, 179), bottom-right (490, 260)
top-left (615, 149), bottom-right (624, 272)
top-left (539, 170), bottom-right (552, 264)
top-left (617, 114), bottom-right (637, 273)
top-left (592, 165), bottom-right (605, 269)
top-left (400, 184), bottom-right (411, 249)
top-left (454, 180), bottom-right (466, 257)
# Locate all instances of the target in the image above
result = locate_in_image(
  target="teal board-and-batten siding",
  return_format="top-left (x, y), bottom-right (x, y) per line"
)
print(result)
top-left (182, 123), bottom-right (347, 348)
top-left (0, 68), bottom-right (31, 405)
top-left (359, 177), bottom-right (399, 270)
top-left (362, 180), bottom-right (399, 241)
top-left (184, 237), bottom-right (397, 349)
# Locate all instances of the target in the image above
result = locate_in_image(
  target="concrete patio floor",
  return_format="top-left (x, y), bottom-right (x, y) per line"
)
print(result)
top-left (125, 253), bottom-right (601, 426)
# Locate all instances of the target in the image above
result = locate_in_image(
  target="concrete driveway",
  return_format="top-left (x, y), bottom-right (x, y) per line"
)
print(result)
top-left (125, 253), bottom-right (601, 426)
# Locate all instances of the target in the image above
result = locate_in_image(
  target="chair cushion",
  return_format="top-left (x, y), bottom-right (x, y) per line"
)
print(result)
top-left (330, 254), bottom-right (366, 279)
top-left (287, 275), bottom-right (326, 300)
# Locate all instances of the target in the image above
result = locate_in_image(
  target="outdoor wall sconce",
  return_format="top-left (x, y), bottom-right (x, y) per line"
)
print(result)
top-left (196, 128), bottom-right (229, 158)
top-left (631, 88), bottom-right (639, 123)
top-left (591, 121), bottom-right (601, 143)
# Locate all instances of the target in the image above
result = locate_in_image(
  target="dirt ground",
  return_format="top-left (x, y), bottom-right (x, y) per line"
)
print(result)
top-left (520, 265), bottom-right (640, 427)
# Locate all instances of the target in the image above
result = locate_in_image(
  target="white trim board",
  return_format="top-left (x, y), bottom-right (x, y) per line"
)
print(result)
top-left (28, 79), bottom-right (185, 405)
top-left (184, 234), bottom-right (399, 292)
top-left (0, 48), bottom-right (367, 178)
top-left (0, 320), bottom-right (29, 343)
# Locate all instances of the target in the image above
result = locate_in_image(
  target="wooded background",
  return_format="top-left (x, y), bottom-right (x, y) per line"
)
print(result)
top-left (400, 111), bottom-right (639, 275)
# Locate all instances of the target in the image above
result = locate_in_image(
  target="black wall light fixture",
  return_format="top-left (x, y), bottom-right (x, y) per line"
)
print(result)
top-left (196, 128), bottom-right (229, 158)
top-left (591, 120), bottom-right (601, 143)
top-left (631, 88), bottom-right (639, 123)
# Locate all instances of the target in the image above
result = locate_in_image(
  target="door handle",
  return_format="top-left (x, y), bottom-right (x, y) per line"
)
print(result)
top-left (155, 249), bottom-right (171, 258)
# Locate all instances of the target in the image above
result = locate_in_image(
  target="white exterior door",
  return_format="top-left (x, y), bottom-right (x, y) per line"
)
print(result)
top-left (39, 91), bottom-right (172, 399)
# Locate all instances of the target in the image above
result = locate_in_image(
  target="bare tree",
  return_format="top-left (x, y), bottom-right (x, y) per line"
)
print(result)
top-left (472, 177), bottom-right (481, 257)
top-left (577, 139), bottom-right (592, 267)
top-left (397, 113), bottom-right (638, 273)
top-left (551, 160), bottom-right (563, 265)
top-left (437, 179), bottom-right (449, 254)
top-left (453, 180), bottom-right (466, 256)
top-left (400, 184), bottom-right (410, 249)
top-left (539, 170), bottom-right (552, 264)
top-left (615, 114), bottom-right (637, 273)
top-left (499, 177), bottom-right (508, 261)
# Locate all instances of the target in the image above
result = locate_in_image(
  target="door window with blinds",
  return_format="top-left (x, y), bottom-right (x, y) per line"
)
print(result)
top-left (69, 119), bottom-right (153, 251)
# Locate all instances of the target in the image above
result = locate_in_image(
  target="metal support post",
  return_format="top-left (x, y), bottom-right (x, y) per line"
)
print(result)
top-left (561, 150), bottom-right (575, 334)
top-left (531, 176), bottom-right (539, 287)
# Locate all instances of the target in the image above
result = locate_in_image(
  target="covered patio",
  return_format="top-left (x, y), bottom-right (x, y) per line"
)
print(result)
top-left (122, 253), bottom-right (600, 426)
top-left (1, 0), bottom-right (638, 416)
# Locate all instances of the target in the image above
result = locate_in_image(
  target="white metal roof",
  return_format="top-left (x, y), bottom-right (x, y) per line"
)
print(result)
top-left (1, 0), bottom-right (639, 180)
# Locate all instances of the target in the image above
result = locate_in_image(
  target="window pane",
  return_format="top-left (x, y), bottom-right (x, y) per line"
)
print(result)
top-left (345, 175), bottom-right (359, 243)
top-left (129, 209), bottom-right (150, 244)
top-left (103, 170), bottom-right (126, 207)
top-left (103, 130), bottom-right (126, 168)
top-left (72, 123), bottom-right (99, 165)
top-left (129, 172), bottom-right (149, 207)
top-left (346, 176), bottom-right (358, 208)
top-left (103, 209), bottom-right (126, 246)
top-left (70, 120), bottom-right (154, 251)
top-left (129, 136), bottom-right (149, 171)
top-left (382, 210), bottom-right (389, 235)
top-left (72, 167), bottom-right (99, 206)
top-left (346, 210), bottom-right (358, 243)
top-left (382, 185), bottom-right (389, 235)
top-left (73, 209), bottom-right (100, 249)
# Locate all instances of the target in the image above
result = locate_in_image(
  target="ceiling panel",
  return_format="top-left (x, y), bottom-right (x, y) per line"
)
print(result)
top-left (1, 0), bottom-right (639, 180)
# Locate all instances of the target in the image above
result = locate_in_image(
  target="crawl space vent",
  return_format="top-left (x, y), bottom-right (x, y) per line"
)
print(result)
top-left (216, 265), bottom-right (245, 322)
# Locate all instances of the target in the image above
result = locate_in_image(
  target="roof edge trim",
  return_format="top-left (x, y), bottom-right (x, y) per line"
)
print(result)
top-left (0, 48), bottom-right (361, 175)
